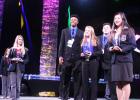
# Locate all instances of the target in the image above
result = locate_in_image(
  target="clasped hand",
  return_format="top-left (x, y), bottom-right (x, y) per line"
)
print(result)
top-left (59, 57), bottom-right (64, 65)
top-left (111, 46), bottom-right (122, 52)
top-left (11, 58), bottom-right (23, 62)
top-left (81, 51), bottom-right (92, 57)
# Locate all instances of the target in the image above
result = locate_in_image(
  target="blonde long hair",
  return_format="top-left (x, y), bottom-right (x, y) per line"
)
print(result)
top-left (12, 35), bottom-right (25, 56)
top-left (81, 26), bottom-right (98, 47)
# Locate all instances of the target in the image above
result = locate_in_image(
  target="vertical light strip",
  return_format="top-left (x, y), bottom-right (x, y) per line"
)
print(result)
top-left (40, 0), bottom-right (59, 76)
top-left (67, 6), bottom-right (71, 28)
top-left (0, 0), bottom-right (5, 38)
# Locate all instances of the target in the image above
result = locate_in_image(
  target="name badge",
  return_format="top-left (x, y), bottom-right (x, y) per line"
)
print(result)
top-left (67, 39), bottom-right (75, 48)
top-left (121, 35), bottom-right (126, 41)
top-left (102, 49), bottom-right (104, 54)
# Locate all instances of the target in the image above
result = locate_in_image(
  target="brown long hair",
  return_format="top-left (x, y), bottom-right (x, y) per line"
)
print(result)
top-left (4, 48), bottom-right (10, 57)
top-left (81, 26), bottom-right (98, 47)
top-left (109, 12), bottom-right (131, 42)
top-left (3, 48), bottom-right (10, 63)
top-left (112, 12), bottom-right (130, 30)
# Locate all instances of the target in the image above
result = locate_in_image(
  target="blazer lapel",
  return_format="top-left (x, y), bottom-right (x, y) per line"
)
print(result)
top-left (67, 28), bottom-right (71, 39)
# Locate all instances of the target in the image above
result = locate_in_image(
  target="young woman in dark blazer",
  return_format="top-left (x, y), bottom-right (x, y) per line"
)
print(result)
top-left (109, 12), bottom-right (136, 100)
top-left (81, 26), bottom-right (102, 100)
top-left (0, 48), bottom-right (10, 99)
top-left (8, 35), bottom-right (29, 100)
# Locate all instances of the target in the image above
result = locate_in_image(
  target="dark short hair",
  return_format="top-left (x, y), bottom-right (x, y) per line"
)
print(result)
top-left (103, 23), bottom-right (111, 27)
top-left (70, 14), bottom-right (79, 21)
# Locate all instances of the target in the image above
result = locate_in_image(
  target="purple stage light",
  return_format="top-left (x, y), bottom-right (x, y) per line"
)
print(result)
top-left (40, 0), bottom-right (59, 76)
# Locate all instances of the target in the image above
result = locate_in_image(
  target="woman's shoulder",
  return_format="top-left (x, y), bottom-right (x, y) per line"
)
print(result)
top-left (122, 26), bottom-right (135, 35)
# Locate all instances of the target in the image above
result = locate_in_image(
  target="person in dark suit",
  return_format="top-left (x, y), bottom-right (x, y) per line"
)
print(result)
top-left (81, 26), bottom-right (102, 100)
top-left (0, 48), bottom-right (10, 99)
top-left (58, 15), bottom-right (83, 100)
top-left (109, 12), bottom-right (136, 100)
top-left (99, 23), bottom-right (117, 100)
top-left (8, 35), bottom-right (29, 100)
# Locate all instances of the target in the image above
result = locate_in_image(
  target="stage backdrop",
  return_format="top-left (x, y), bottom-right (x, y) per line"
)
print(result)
top-left (40, 0), bottom-right (59, 76)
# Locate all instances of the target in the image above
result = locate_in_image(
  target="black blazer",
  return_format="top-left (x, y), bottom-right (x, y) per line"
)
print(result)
top-left (8, 47), bottom-right (29, 73)
top-left (81, 38), bottom-right (102, 61)
top-left (99, 35), bottom-right (112, 69)
top-left (58, 27), bottom-right (83, 63)
top-left (111, 28), bottom-right (136, 63)
top-left (98, 35), bottom-right (104, 50)
top-left (0, 56), bottom-right (9, 75)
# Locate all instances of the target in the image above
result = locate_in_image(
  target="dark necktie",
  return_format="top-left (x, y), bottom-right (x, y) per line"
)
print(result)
top-left (104, 36), bottom-right (107, 45)
top-left (71, 29), bottom-right (75, 38)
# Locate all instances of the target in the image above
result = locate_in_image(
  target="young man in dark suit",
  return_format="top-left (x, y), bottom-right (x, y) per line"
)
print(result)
top-left (58, 15), bottom-right (83, 100)
top-left (99, 23), bottom-right (117, 100)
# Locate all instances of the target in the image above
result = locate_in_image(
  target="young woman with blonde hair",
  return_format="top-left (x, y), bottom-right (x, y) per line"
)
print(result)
top-left (8, 35), bottom-right (29, 100)
top-left (81, 26), bottom-right (102, 100)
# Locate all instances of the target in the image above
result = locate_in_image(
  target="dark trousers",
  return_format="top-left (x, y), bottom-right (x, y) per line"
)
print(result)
top-left (1, 75), bottom-right (10, 97)
top-left (82, 60), bottom-right (99, 100)
top-left (73, 61), bottom-right (82, 100)
top-left (9, 66), bottom-right (22, 100)
top-left (105, 82), bottom-right (110, 97)
top-left (58, 70), bottom-right (63, 98)
top-left (60, 60), bottom-right (82, 100)
top-left (104, 69), bottom-right (117, 100)
top-left (110, 81), bottom-right (117, 100)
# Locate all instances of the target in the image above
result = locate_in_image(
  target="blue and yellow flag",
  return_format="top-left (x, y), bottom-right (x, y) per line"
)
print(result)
top-left (19, 1), bottom-right (24, 29)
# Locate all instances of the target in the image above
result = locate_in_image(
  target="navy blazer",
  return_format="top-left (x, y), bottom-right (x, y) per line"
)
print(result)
top-left (8, 47), bottom-right (29, 73)
top-left (58, 27), bottom-right (83, 63)
top-left (110, 28), bottom-right (136, 63)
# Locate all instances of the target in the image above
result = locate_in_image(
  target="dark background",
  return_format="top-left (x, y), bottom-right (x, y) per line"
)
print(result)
top-left (0, 0), bottom-right (140, 75)
top-left (0, 0), bottom-right (140, 98)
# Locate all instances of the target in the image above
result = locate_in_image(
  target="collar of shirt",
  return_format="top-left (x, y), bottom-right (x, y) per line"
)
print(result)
top-left (71, 26), bottom-right (77, 30)
top-left (103, 33), bottom-right (109, 37)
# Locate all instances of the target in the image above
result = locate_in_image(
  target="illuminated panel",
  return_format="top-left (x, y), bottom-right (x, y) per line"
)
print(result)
top-left (40, 0), bottom-right (59, 76)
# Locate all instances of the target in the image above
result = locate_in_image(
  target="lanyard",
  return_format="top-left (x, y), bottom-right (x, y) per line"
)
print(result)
top-left (102, 36), bottom-right (108, 48)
